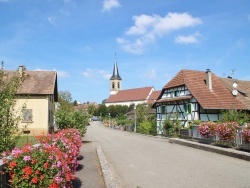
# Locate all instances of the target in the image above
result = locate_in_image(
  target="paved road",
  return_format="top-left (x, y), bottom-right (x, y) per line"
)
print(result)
top-left (88, 121), bottom-right (250, 188)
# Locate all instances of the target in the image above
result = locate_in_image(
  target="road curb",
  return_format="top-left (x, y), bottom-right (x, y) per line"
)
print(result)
top-left (96, 146), bottom-right (119, 188)
top-left (169, 138), bottom-right (250, 161)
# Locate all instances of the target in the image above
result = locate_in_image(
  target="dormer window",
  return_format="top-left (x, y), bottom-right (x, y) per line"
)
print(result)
top-left (174, 90), bottom-right (179, 97)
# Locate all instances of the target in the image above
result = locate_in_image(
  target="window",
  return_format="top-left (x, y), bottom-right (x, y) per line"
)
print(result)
top-left (184, 103), bottom-right (192, 114)
top-left (22, 109), bottom-right (33, 122)
top-left (174, 90), bottom-right (179, 97)
top-left (118, 82), bottom-right (120, 89)
top-left (112, 82), bottom-right (115, 89)
top-left (161, 106), bottom-right (166, 114)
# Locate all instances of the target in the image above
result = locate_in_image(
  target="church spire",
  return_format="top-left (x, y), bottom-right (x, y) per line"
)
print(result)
top-left (110, 52), bottom-right (122, 80)
top-left (110, 53), bottom-right (122, 95)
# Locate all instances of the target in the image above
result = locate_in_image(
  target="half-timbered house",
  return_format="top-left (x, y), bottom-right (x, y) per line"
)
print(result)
top-left (154, 69), bottom-right (249, 134)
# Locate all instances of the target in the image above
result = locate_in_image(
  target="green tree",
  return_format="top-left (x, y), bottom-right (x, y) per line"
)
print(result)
top-left (55, 91), bottom-right (88, 135)
top-left (0, 63), bottom-right (23, 153)
top-left (220, 109), bottom-right (250, 125)
top-left (87, 104), bottom-right (96, 116)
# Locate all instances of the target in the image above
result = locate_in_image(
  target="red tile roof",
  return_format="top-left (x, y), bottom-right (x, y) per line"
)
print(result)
top-left (161, 69), bottom-right (246, 110)
top-left (105, 86), bottom-right (154, 103)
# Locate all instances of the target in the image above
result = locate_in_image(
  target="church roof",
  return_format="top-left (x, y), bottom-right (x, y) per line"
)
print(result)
top-left (105, 86), bottom-right (154, 103)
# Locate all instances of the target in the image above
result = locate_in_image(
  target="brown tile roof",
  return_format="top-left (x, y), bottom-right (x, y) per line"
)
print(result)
top-left (105, 86), bottom-right (154, 103)
top-left (220, 78), bottom-right (250, 110)
top-left (161, 69), bottom-right (246, 110)
top-left (5, 70), bottom-right (58, 101)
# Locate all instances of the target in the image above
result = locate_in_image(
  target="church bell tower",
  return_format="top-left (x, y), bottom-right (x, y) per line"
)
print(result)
top-left (110, 54), bottom-right (122, 95)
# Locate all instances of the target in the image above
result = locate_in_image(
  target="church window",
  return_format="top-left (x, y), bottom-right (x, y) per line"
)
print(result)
top-left (118, 82), bottom-right (120, 89)
top-left (112, 82), bottom-right (115, 89)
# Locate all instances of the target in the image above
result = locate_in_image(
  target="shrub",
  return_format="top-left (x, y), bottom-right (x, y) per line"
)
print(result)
top-left (198, 122), bottom-right (216, 138)
top-left (215, 122), bottom-right (238, 142)
top-left (242, 125), bottom-right (250, 143)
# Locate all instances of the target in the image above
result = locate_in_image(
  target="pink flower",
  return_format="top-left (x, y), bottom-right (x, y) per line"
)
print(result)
top-left (23, 155), bottom-right (31, 161)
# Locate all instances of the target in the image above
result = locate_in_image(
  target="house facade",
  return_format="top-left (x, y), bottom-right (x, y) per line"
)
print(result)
top-left (8, 66), bottom-right (58, 135)
top-left (154, 69), bottom-right (248, 134)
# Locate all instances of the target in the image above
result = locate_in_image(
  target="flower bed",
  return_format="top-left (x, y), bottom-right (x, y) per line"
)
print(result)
top-left (1, 128), bottom-right (82, 188)
top-left (197, 121), bottom-right (239, 147)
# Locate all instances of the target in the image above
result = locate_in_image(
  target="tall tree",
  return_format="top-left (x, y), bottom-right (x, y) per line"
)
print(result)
top-left (0, 62), bottom-right (23, 153)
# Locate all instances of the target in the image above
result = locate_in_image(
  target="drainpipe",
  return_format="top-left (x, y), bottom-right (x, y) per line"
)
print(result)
top-left (206, 69), bottom-right (212, 91)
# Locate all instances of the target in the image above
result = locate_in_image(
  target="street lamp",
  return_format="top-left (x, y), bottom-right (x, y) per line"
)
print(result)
top-left (134, 106), bottom-right (136, 132)
top-left (109, 113), bottom-right (110, 127)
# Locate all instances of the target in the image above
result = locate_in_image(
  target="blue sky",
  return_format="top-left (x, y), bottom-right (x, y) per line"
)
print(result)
top-left (1, 0), bottom-right (250, 104)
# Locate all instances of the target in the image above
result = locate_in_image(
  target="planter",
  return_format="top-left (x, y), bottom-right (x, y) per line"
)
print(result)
top-left (238, 144), bottom-right (250, 152)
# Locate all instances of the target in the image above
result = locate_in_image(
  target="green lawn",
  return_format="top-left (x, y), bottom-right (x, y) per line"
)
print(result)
top-left (16, 135), bottom-right (39, 148)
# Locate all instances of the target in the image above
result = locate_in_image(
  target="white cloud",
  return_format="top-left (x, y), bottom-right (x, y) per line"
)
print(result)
top-left (82, 68), bottom-right (111, 79)
top-left (102, 0), bottom-right (121, 12)
top-left (34, 68), bottom-right (69, 78)
top-left (175, 32), bottom-right (201, 44)
top-left (48, 16), bottom-right (56, 26)
top-left (145, 69), bottom-right (156, 79)
top-left (118, 12), bottom-right (202, 54)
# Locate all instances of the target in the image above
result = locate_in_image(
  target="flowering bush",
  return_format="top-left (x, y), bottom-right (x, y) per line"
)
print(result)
top-left (215, 122), bottom-right (238, 142)
top-left (198, 122), bottom-right (216, 138)
top-left (2, 128), bottom-right (82, 188)
top-left (242, 125), bottom-right (250, 143)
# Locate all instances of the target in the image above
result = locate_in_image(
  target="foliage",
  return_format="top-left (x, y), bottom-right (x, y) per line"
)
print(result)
top-left (87, 104), bottom-right (96, 116)
top-left (242, 124), bottom-right (250, 143)
top-left (198, 122), bottom-right (216, 138)
top-left (163, 113), bottom-right (182, 136)
top-left (137, 121), bottom-right (152, 135)
top-left (220, 109), bottom-right (250, 125)
top-left (135, 103), bottom-right (153, 123)
top-left (0, 63), bottom-right (23, 153)
top-left (55, 91), bottom-right (88, 135)
top-left (188, 120), bottom-right (202, 129)
top-left (106, 105), bottom-right (129, 118)
top-left (96, 104), bottom-right (108, 117)
top-left (2, 129), bottom-right (81, 188)
top-left (149, 119), bottom-right (157, 136)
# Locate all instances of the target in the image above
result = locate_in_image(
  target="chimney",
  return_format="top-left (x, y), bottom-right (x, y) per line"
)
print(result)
top-left (18, 65), bottom-right (25, 80)
top-left (206, 69), bottom-right (212, 91)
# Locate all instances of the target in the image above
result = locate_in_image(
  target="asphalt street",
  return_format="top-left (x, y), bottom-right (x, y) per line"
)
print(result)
top-left (87, 121), bottom-right (250, 188)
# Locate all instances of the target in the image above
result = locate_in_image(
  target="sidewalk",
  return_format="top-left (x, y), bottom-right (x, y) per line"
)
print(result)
top-left (73, 135), bottom-right (105, 188)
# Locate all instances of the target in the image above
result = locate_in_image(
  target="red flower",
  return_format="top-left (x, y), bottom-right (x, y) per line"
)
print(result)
top-left (31, 177), bottom-right (39, 184)
top-left (22, 166), bottom-right (33, 175)
top-left (43, 162), bottom-right (49, 169)
top-left (9, 161), bottom-right (17, 169)
top-left (35, 170), bottom-right (40, 175)
top-left (49, 182), bottom-right (59, 188)
top-left (22, 174), bottom-right (29, 179)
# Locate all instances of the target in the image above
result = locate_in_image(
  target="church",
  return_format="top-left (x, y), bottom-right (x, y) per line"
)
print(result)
top-left (105, 56), bottom-right (161, 107)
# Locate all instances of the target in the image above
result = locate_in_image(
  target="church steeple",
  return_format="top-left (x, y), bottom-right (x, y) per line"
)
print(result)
top-left (110, 53), bottom-right (122, 95)
top-left (110, 53), bottom-right (121, 80)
